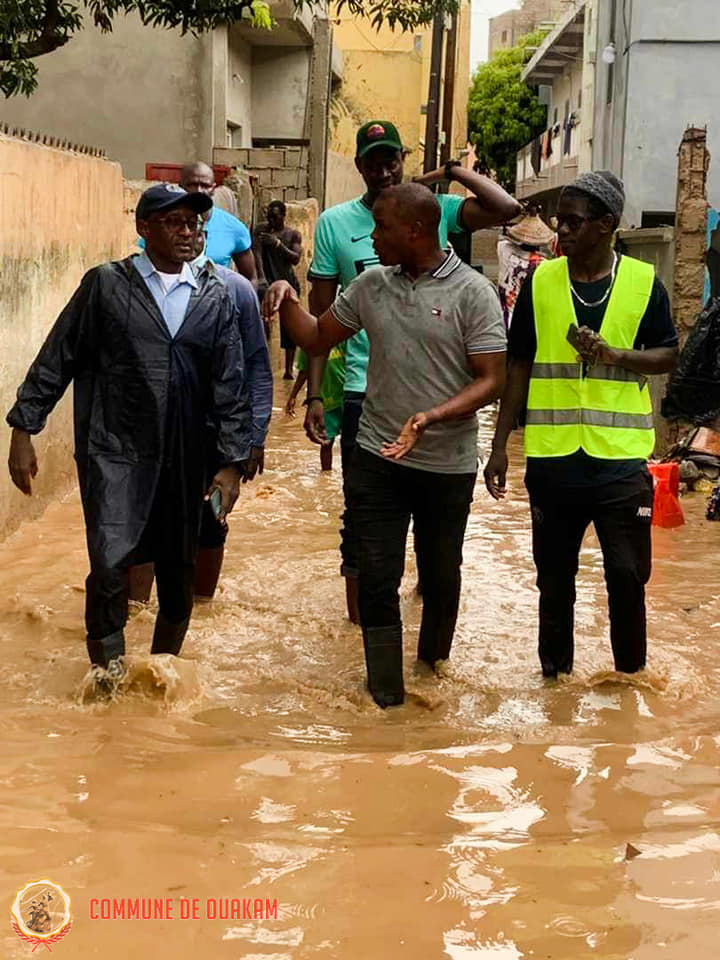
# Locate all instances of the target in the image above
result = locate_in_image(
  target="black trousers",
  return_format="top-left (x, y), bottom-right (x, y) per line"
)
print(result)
top-left (85, 559), bottom-right (195, 665)
top-left (527, 469), bottom-right (654, 676)
top-left (347, 446), bottom-right (476, 664)
top-left (339, 392), bottom-right (365, 577)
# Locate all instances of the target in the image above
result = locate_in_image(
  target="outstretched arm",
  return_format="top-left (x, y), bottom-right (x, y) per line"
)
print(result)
top-left (415, 165), bottom-right (522, 230)
top-left (263, 281), bottom-right (353, 356)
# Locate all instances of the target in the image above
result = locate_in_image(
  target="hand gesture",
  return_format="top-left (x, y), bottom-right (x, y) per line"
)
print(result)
top-left (285, 394), bottom-right (297, 418)
top-left (380, 413), bottom-right (429, 461)
top-left (262, 280), bottom-right (298, 321)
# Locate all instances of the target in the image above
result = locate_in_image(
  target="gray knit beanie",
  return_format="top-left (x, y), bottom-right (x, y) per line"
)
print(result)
top-left (568, 170), bottom-right (625, 222)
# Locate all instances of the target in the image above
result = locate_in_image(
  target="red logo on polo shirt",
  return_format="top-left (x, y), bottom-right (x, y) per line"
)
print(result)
top-left (367, 124), bottom-right (386, 140)
top-left (431, 307), bottom-right (442, 317)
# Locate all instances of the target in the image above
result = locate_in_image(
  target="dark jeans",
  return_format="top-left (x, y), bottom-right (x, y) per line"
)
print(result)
top-left (347, 446), bottom-right (476, 664)
top-left (527, 469), bottom-right (654, 676)
top-left (339, 392), bottom-right (365, 577)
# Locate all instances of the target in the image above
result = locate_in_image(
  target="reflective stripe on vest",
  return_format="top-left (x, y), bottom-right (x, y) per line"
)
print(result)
top-left (525, 255), bottom-right (655, 460)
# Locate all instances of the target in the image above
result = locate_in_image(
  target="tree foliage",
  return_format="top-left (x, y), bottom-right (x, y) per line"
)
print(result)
top-left (467, 29), bottom-right (549, 190)
top-left (0, 0), bottom-right (460, 98)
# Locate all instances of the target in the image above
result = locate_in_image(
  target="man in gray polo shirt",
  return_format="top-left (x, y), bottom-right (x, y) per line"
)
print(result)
top-left (264, 183), bottom-right (506, 707)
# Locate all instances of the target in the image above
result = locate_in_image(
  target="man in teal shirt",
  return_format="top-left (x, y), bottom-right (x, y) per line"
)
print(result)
top-left (304, 120), bottom-right (521, 623)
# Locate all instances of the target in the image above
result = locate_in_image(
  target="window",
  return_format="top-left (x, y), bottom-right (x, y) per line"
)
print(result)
top-left (553, 107), bottom-right (558, 124)
top-left (578, 89), bottom-right (582, 109)
top-left (502, 29), bottom-right (508, 43)
top-left (226, 122), bottom-right (242, 148)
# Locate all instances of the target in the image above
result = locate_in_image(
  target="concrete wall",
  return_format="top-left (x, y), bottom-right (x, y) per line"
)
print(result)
top-left (0, 135), bottom-right (136, 540)
top-left (0, 13), bottom-right (213, 179)
top-left (326, 151), bottom-right (365, 207)
top-left (594, 0), bottom-right (720, 225)
top-left (488, 0), bottom-right (570, 59)
top-left (330, 46), bottom-right (425, 175)
top-left (227, 29), bottom-right (254, 146)
top-left (332, 3), bottom-right (471, 179)
top-left (251, 47), bottom-right (311, 141)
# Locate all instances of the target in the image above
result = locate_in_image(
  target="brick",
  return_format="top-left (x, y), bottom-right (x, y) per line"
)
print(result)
top-left (272, 167), bottom-right (300, 188)
top-left (212, 147), bottom-right (249, 167)
top-left (247, 148), bottom-right (283, 169)
top-left (284, 149), bottom-right (301, 169)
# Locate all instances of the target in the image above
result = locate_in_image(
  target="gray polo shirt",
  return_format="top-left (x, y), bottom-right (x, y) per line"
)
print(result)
top-left (332, 249), bottom-right (506, 474)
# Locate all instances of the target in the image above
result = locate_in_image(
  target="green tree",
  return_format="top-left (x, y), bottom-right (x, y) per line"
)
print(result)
top-left (468, 29), bottom-right (549, 190)
top-left (0, 0), bottom-right (460, 98)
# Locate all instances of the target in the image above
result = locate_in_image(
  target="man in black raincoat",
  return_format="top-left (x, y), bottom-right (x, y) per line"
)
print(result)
top-left (7, 183), bottom-right (251, 682)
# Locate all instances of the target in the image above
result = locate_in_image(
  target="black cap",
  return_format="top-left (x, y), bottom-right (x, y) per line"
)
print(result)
top-left (136, 183), bottom-right (213, 220)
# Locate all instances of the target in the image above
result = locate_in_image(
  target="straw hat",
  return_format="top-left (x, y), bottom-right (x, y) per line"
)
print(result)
top-left (506, 212), bottom-right (555, 247)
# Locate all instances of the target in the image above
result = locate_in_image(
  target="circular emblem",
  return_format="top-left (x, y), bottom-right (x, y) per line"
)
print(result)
top-left (367, 124), bottom-right (386, 141)
top-left (11, 880), bottom-right (72, 951)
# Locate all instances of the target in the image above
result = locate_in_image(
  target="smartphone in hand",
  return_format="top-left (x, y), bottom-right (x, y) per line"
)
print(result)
top-left (566, 324), bottom-right (582, 350)
top-left (209, 486), bottom-right (224, 522)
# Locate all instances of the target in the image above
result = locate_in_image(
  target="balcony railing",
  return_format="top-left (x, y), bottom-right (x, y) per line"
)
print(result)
top-left (515, 115), bottom-right (581, 199)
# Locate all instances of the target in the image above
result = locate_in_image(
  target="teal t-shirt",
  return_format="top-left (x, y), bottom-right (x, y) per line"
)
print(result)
top-left (309, 193), bottom-right (465, 393)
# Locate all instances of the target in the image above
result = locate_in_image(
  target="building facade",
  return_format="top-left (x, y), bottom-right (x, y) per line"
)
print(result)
top-left (515, 0), bottom-right (720, 224)
top-left (330, 2), bottom-right (472, 179)
top-left (0, 1), bottom-right (340, 202)
top-left (488, 0), bottom-right (573, 59)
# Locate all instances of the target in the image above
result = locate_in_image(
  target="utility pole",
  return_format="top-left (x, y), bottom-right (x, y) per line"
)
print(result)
top-left (423, 11), bottom-right (444, 173)
top-left (439, 11), bottom-right (458, 168)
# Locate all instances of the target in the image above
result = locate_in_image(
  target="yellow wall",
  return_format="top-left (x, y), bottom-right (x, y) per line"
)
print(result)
top-left (331, 2), bottom-right (471, 180)
top-left (0, 135), bottom-right (139, 540)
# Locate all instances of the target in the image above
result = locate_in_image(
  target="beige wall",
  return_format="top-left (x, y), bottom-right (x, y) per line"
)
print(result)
top-left (227, 29), bottom-right (254, 146)
top-left (0, 13), bottom-right (214, 179)
top-left (326, 151), bottom-right (365, 207)
top-left (331, 3), bottom-right (472, 179)
top-left (330, 46), bottom-right (425, 175)
top-left (251, 47), bottom-right (312, 141)
top-left (0, 135), bottom-right (136, 540)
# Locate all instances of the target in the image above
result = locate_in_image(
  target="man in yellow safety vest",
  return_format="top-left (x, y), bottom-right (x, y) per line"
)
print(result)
top-left (484, 171), bottom-right (679, 678)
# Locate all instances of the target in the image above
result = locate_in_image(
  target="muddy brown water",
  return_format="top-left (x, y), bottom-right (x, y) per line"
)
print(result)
top-left (1, 396), bottom-right (719, 959)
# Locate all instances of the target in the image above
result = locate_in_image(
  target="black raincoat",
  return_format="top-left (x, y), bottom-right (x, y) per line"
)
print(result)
top-left (7, 257), bottom-right (251, 570)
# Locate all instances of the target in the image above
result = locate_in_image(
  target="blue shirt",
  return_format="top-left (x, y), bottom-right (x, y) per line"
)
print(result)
top-left (309, 193), bottom-right (465, 393)
top-left (209, 262), bottom-right (273, 447)
top-left (205, 206), bottom-right (252, 268)
top-left (132, 251), bottom-right (197, 337)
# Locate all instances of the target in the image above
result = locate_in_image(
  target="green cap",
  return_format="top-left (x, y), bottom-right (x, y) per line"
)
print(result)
top-left (356, 120), bottom-right (404, 159)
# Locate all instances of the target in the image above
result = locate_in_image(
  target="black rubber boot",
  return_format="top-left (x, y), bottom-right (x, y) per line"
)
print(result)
top-left (86, 629), bottom-right (125, 668)
top-left (151, 613), bottom-right (190, 656)
top-left (363, 624), bottom-right (404, 708)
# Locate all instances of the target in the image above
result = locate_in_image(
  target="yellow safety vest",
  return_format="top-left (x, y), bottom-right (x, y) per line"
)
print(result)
top-left (525, 255), bottom-right (655, 460)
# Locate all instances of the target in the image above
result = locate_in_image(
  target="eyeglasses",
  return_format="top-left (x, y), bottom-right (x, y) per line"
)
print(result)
top-left (556, 213), bottom-right (595, 232)
top-left (153, 214), bottom-right (203, 233)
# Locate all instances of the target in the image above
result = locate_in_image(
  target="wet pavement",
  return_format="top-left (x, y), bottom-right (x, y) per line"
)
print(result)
top-left (1, 392), bottom-right (719, 958)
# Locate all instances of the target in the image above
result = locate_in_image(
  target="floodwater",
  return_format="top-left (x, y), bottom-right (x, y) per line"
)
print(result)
top-left (1, 394), bottom-right (719, 959)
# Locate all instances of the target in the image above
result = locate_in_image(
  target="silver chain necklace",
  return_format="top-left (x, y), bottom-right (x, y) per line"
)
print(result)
top-left (570, 252), bottom-right (618, 308)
